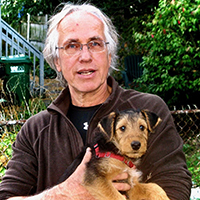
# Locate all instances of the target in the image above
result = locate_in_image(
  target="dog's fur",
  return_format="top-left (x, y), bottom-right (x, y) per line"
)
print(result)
top-left (58, 109), bottom-right (170, 200)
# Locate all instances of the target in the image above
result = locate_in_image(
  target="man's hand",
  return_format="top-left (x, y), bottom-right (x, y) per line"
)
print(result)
top-left (58, 147), bottom-right (96, 200)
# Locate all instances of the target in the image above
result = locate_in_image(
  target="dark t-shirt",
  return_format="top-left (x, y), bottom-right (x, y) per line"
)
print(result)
top-left (68, 103), bottom-right (101, 144)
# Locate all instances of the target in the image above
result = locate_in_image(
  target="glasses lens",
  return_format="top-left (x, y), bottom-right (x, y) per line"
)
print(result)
top-left (64, 42), bottom-right (81, 54)
top-left (88, 40), bottom-right (105, 52)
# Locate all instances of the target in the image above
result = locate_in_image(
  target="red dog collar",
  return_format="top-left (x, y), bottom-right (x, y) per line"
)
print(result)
top-left (94, 144), bottom-right (136, 168)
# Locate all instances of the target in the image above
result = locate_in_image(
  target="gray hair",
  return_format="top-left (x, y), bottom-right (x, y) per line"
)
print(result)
top-left (43, 3), bottom-right (119, 87)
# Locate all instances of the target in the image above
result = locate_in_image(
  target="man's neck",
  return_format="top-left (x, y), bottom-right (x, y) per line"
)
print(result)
top-left (70, 85), bottom-right (112, 107)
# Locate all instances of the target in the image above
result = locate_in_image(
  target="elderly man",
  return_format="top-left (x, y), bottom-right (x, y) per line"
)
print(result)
top-left (0, 3), bottom-right (191, 200)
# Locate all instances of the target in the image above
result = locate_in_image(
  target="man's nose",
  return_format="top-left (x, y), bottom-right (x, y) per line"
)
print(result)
top-left (79, 45), bottom-right (92, 61)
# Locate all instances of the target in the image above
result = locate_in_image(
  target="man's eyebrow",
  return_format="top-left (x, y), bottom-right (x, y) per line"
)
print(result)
top-left (64, 39), bottom-right (79, 44)
top-left (89, 36), bottom-right (103, 41)
top-left (63, 36), bottom-right (103, 44)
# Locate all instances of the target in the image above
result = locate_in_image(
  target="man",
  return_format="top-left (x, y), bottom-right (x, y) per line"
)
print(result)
top-left (0, 3), bottom-right (192, 200)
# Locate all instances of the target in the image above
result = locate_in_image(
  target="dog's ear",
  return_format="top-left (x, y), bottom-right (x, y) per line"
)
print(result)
top-left (98, 112), bottom-right (117, 140)
top-left (141, 110), bottom-right (162, 132)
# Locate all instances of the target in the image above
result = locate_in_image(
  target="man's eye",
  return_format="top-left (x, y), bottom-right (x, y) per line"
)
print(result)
top-left (91, 40), bottom-right (103, 47)
top-left (92, 41), bottom-right (100, 46)
top-left (66, 43), bottom-right (79, 49)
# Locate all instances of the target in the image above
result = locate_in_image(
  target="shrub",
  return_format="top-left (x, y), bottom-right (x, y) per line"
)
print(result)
top-left (133, 0), bottom-right (200, 108)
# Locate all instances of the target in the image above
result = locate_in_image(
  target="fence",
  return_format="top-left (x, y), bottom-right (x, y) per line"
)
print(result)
top-left (171, 105), bottom-right (200, 187)
top-left (20, 15), bottom-right (48, 52)
top-left (0, 105), bottom-right (200, 185)
top-left (171, 105), bottom-right (200, 144)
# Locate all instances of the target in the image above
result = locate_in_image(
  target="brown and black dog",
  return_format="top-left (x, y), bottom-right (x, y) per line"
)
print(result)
top-left (58, 109), bottom-right (170, 200)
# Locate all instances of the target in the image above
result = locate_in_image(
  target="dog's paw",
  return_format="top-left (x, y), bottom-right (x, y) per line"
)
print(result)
top-left (127, 168), bottom-right (142, 187)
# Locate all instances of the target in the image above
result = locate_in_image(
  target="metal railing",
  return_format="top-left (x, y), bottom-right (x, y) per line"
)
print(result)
top-left (0, 6), bottom-right (44, 93)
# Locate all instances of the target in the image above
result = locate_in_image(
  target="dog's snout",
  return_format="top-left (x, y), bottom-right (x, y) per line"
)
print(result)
top-left (131, 141), bottom-right (141, 150)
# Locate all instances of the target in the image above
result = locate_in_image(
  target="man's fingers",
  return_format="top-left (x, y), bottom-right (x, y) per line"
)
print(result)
top-left (112, 172), bottom-right (129, 181)
top-left (112, 172), bottom-right (131, 192)
top-left (112, 182), bottom-right (131, 191)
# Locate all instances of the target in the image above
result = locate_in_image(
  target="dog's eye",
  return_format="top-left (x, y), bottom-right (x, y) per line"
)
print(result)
top-left (120, 126), bottom-right (126, 131)
top-left (139, 125), bottom-right (145, 131)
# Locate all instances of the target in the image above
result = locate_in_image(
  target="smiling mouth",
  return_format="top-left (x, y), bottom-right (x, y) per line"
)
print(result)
top-left (78, 70), bottom-right (95, 75)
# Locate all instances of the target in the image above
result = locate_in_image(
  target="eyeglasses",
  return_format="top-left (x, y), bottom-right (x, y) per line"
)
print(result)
top-left (55, 40), bottom-right (109, 55)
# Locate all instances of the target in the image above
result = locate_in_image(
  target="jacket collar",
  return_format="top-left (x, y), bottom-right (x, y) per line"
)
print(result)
top-left (47, 76), bottom-right (121, 116)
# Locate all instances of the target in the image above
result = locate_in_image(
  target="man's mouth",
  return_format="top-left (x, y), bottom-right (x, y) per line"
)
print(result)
top-left (78, 70), bottom-right (95, 75)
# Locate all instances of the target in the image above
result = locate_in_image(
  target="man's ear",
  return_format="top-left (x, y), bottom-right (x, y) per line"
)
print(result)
top-left (54, 57), bottom-right (62, 72)
top-left (108, 53), bottom-right (112, 67)
top-left (141, 110), bottom-right (162, 132)
top-left (98, 112), bottom-right (117, 140)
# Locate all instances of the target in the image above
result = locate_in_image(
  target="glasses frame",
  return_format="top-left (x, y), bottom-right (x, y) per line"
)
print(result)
top-left (55, 40), bottom-right (109, 55)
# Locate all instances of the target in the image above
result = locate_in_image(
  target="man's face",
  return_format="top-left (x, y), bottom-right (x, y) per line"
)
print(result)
top-left (55, 11), bottom-right (111, 96)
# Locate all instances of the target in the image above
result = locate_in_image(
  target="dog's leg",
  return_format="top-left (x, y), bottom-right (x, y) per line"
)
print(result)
top-left (128, 181), bottom-right (170, 200)
top-left (84, 158), bottom-right (130, 200)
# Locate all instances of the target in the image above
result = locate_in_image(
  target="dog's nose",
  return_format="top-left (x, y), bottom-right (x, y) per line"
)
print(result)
top-left (131, 141), bottom-right (141, 150)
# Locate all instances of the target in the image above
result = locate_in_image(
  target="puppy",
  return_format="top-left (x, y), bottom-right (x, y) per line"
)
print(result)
top-left (59, 109), bottom-right (170, 200)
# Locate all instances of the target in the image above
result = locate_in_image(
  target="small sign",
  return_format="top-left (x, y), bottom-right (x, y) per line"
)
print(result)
top-left (10, 66), bottom-right (25, 73)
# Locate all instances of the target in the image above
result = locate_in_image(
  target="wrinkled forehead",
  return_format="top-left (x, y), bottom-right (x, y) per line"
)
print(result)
top-left (57, 10), bottom-right (104, 33)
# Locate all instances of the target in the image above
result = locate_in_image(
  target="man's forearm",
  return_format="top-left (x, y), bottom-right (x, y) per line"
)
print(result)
top-left (8, 179), bottom-right (95, 200)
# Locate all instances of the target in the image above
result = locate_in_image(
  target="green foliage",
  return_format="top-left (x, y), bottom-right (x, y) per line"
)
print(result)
top-left (183, 141), bottom-right (200, 187)
top-left (35, 62), bottom-right (56, 79)
top-left (1, 0), bottom-right (63, 27)
top-left (0, 131), bottom-right (17, 178)
top-left (43, 64), bottom-right (57, 79)
top-left (133, 0), bottom-right (200, 107)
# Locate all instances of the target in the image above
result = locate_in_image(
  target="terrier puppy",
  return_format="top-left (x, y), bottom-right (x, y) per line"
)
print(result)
top-left (59, 109), bottom-right (170, 200)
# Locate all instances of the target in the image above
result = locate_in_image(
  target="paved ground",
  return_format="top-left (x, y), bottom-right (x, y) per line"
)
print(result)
top-left (191, 187), bottom-right (200, 200)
